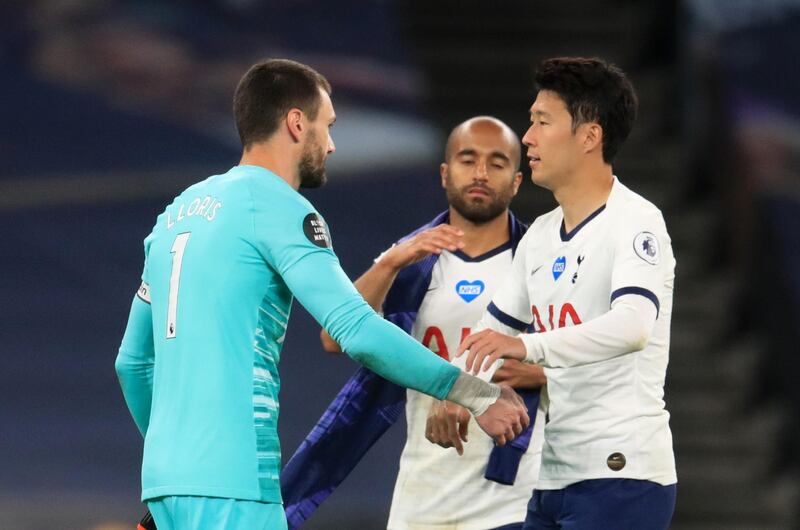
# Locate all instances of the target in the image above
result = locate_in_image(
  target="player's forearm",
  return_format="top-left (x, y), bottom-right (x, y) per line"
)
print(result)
top-left (285, 252), bottom-right (467, 400)
top-left (116, 295), bottom-right (156, 436)
top-left (345, 314), bottom-right (499, 414)
top-left (519, 294), bottom-right (657, 368)
top-left (341, 312), bottom-right (462, 400)
top-left (446, 371), bottom-right (501, 416)
top-left (115, 350), bottom-right (153, 435)
top-left (353, 257), bottom-right (402, 310)
top-left (492, 360), bottom-right (547, 389)
top-left (319, 259), bottom-right (399, 352)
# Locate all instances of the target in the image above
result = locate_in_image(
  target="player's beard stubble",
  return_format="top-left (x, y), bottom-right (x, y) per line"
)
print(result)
top-left (445, 178), bottom-right (514, 225)
top-left (299, 130), bottom-right (327, 189)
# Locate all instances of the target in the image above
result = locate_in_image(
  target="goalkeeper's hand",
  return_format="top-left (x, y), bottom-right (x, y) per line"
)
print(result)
top-left (138, 510), bottom-right (157, 530)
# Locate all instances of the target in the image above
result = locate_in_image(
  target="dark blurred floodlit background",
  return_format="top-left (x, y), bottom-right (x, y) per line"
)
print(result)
top-left (1, 1), bottom-right (799, 528)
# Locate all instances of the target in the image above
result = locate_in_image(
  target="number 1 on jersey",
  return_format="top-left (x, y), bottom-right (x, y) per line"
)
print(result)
top-left (167, 232), bottom-right (191, 339)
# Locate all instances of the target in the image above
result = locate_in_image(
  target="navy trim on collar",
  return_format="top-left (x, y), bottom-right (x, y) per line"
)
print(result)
top-left (560, 204), bottom-right (607, 242)
top-left (452, 241), bottom-right (513, 263)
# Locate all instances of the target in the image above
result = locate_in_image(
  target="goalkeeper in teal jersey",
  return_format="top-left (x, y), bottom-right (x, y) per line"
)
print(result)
top-left (116, 59), bottom-right (529, 530)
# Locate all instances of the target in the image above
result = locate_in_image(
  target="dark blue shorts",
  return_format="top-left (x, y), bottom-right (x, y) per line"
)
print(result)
top-left (522, 479), bottom-right (676, 530)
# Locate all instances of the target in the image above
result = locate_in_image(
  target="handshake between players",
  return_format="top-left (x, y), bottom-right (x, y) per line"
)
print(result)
top-left (427, 332), bottom-right (531, 454)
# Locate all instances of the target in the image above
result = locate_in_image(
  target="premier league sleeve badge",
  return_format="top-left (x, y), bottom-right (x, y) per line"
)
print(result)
top-left (633, 231), bottom-right (660, 265)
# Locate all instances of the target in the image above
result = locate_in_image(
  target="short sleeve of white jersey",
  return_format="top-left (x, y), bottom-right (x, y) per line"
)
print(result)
top-left (609, 207), bottom-right (673, 315)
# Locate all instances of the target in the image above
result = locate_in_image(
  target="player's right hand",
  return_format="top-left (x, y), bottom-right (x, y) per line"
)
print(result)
top-left (456, 329), bottom-right (527, 374)
top-left (474, 384), bottom-right (529, 446)
top-left (379, 224), bottom-right (464, 270)
top-left (425, 399), bottom-right (471, 455)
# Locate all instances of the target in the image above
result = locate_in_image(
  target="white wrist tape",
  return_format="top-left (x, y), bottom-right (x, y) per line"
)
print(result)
top-left (446, 372), bottom-right (501, 416)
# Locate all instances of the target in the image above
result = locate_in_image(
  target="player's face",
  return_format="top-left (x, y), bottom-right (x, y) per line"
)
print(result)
top-left (522, 90), bottom-right (584, 190)
top-left (442, 122), bottom-right (522, 224)
top-left (299, 88), bottom-right (336, 189)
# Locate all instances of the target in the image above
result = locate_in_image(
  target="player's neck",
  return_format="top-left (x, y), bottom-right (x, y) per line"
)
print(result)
top-left (554, 165), bottom-right (614, 233)
top-left (448, 207), bottom-right (510, 257)
top-left (239, 143), bottom-right (301, 189)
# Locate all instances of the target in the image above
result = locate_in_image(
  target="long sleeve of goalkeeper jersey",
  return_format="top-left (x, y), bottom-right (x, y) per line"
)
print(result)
top-left (282, 249), bottom-right (460, 400)
top-left (115, 294), bottom-right (155, 436)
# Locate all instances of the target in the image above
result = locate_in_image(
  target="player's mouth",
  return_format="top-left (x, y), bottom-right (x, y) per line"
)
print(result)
top-left (528, 155), bottom-right (541, 169)
top-left (466, 186), bottom-right (491, 198)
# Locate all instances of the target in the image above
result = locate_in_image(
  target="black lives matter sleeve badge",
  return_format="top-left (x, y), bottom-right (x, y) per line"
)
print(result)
top-left (303, 213), bottom-right (332, 248)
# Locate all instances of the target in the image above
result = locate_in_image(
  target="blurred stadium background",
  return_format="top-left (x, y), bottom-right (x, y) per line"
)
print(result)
top-left (2, 1), bottom-right (799, 528)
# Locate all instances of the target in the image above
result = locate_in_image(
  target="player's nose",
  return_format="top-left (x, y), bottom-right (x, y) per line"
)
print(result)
top-left (522, 127), bottom-right (536, 147)
top-left (475, 160), bottom-right (489, 180)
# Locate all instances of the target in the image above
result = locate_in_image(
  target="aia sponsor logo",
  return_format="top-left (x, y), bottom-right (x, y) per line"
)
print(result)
top-left (531, 303), bottom-right (581, 332)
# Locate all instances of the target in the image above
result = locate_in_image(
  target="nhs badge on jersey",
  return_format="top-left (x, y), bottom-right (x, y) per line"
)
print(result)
top-left (456, 280), bottom-right (484, 303)
top-left (552, 256), bottom-right (566, 280)
top-left (633, 231), bottom-right (660, 265)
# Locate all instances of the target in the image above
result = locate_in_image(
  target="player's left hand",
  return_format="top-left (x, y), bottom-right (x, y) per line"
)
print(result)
top-left (425, 400), bottom-right (471, 455)
top-left (456, 329), bottom-right (527, 375)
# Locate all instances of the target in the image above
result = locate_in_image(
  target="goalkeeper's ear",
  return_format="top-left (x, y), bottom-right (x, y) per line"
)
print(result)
top-left (138, 510), bottom-right (157, 530)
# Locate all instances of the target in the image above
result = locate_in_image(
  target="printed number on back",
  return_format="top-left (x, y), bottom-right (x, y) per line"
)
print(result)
top-left (167, 232), bottom-right (191, 339)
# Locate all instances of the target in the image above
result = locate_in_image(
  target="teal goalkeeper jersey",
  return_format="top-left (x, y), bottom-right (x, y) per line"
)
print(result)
top-left (116, 165), bottom-right (461, 503)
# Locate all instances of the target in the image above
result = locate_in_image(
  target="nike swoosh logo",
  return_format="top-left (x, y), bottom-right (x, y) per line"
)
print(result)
top-left (531, 265), bottom-right (543, 276)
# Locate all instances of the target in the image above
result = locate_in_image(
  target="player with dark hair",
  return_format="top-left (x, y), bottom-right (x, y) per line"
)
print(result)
top-left (455, 57), bottom-right (677, 529)
top-left (115, 58), bottom-right (529, 530)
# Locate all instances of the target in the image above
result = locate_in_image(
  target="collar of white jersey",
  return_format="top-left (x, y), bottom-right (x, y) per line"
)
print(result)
top-left (559, 175), bottom-right (621, 242)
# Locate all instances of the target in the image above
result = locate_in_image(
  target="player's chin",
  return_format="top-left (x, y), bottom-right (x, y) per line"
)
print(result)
top-left (463, 196), bottom-right (491, 211)
top-left (530, 169), bottom-right (550, 187)
top-left (300, 169), bottom-right (327, 189)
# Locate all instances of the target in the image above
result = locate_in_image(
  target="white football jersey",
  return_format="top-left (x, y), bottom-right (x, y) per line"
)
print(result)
top-left (482, 177), bottom-right (677, 490)
top-left (387, 245), bottom-right (545, 530)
